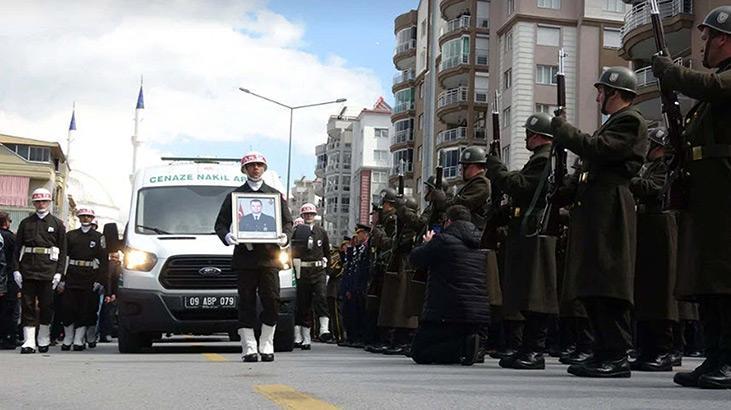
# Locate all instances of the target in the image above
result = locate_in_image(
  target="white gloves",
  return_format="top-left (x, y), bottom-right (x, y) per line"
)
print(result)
top-left (225, 232), bottom-right (239, 246)
top-left (52, 273), bottom-right (62, 290)
top-left (277, 233), bottom-right (288, 247)
top-left (93, 282), bottom-right (104, 294)
top-left (321, 257), bottom-right (328, 265)
top-left (13, 271), bottom-right (22, 289)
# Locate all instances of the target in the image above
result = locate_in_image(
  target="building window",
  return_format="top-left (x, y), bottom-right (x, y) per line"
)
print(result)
top-left (503, 32), bottom-right (513, 55)
top-left (537, 26), bottom-right (560, 47)
top-left (502, 107), bottom-right (511, 129)
top-left (441, 36), bottom-right (470, 71)
top-left (502, 145), bottom-right (511, 166)
top-left (326, 197), bottom-right (338, 214)
top-left (394, 88), bottom-right (415, 113)
top-left (393, 119), bottom-right (414, 144)
top-left (507, 0), bottom-right (515, 15)
top-left (536, 64), bottom-right (559, 85)
top-left (439, 147), bottom-right (462, 179)
top-left (343, 151), bottom-right (352, 170)
top-left (392, 148), bottom-right (414, 174)
top-left (536, 103), bottom-right (558, 114)
top-left (341, 176), bottom-right (351, 192)
top-left (3, 143), bottom-right (51, 163)
top-left (503, 69), bottom-right (512, 90)
top-left (603, 0), bottom-right (625, 13)
top-left (341, 197), bottom-right (350, 213)
top-left (374, 128), bottom-right (389, 138)
top-left (372, 171), bottom-right (387, 184)
top-left (603, 28), bottom-right (621, 49)
top-left (537, 0), bottom-right (560, 9)
top-left (374, 150), bottom-right (389, 162)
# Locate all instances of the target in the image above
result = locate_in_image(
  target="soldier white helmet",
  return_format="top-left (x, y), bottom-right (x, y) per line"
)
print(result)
top-left (300, 203), bottom-right (317, 216)
top-left (31, 188), bottom-right (52, 202)
top-left (293, 217), bottom-right (305, 226)
top-left (77, 208), bottom-right (96, 218)
top-left (241, 151), bottom-right (268, 170)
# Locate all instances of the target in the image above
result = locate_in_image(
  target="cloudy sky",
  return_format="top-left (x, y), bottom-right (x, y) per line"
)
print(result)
top-left (0, 0), bottom-right (413, 216)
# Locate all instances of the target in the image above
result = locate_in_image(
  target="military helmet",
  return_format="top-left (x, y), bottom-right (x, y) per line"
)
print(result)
top-left (648, 127), bottom-right (667, 147)
top-left (76, 208), bottom-right (96, 218)
top-left (31, 188), bottom-right (52, 202)
top-left (458, 146), bottom-right (487, 164)
top-left (424, 175), bottom-right (446, 190)
top-left (523, 112), bottom-right (554, 138)
top-left (698, 6), bottom-right (731, 35)
top-left (241, 151), bottom-right (268, 170)
top-left (299, 203), bottom-right (317, 215)
top-left (594, 67), bottom-right (638, 95)
top-left (404, 196), bottom-right (418, 211)
top-left (380, 187), bottom-right (399, 204)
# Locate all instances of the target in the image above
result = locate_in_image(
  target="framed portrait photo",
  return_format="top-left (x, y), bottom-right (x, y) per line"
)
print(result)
top-left (231, 192), bottom-right (282, 243)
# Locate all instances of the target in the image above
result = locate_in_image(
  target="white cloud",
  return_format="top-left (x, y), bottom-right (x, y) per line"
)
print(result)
top-left (0, 0), bottom-right (384, 218)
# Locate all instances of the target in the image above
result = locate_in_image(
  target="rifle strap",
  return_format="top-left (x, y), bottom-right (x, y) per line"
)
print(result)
top-left (520, 147), bottom-right (554, 238)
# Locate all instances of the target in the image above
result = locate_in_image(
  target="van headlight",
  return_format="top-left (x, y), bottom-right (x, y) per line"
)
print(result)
top-left (123, 248), bottom-right (158, 272)
top-left (278, 249), bottom-right (290, 269)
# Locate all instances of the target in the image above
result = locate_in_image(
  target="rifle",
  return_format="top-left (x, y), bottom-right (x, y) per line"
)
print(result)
top-left (387, 161), bottom-right (406, 273)
top-left (648, 0), bottom-right (687, 210)
top-left (481, 91), bottom-right (504, 250)
top-left (435, 166), bottom-right (443, 189)
top-left (538, 48), bottom-right (568, 237)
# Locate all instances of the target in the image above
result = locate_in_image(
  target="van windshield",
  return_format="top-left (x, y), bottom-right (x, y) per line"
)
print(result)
top-left (135, 185), bottom-right (233, 235)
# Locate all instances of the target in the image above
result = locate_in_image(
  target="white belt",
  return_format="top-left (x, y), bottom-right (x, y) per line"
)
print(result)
top-left (69, 259), bottom-right (98, 268)
top-left (23, 247), bottom-right (52, 255)
top-left (300, 260), bottom-right (325, 268)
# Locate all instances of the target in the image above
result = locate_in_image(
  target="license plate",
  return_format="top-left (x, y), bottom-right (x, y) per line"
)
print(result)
top-left (183, 296), bottom-right (237, 309)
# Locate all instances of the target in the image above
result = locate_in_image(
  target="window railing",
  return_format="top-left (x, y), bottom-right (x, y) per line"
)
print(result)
top-left (393, 70), bottom-right (415, 86)
top-left (441, 15), bottom-right (470, 37)
top-left (393, 101), bottom-right (415, 114)
top-left (391, 162), bottom-right (414, 175)
top-left (440, 52), bottom-right (469, 71)
top-left (437, 127), bottom-right (467, 145)
top-left (394, 39), bottom-right (417, 56)
top-left (391, 128), bottom-right (414, 145)
top-left (635, 57), bottom-right (685, 88)
top-left (622, 0), bottom-right (693, 40)
top-left (437, 86), bottom-right (469, 108)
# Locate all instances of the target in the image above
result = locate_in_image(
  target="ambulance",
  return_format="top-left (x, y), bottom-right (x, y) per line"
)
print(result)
top-left (111, 158), bottom-right (295, 353)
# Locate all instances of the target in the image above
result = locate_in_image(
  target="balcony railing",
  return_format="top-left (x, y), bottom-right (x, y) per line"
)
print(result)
top-left (476, 49), bottom-right (488, 65)
top-left (394, 39), bottom-right (417, 56)
top-left (441, 15), bottom-right (470, 37)
top-left (437, 127), bottom-right (467, 145)
top-left (635, 57), bottom-right (685, 88)
top-left (391, 128), bottom-right (414, 145)
top-left (393, 70), bottom-right (415, 86)
top-left (440, 52), bottom-right (469, 71)
top-left (622, 0), bottom-right (693, 40)
top-left (393, 101), bottom-right (415, 114)
top-left (391, 162), bottom-right (414, 175)
top-left (438, 86), bottom-right (469, 108)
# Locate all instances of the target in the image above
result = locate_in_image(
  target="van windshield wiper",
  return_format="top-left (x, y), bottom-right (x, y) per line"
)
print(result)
top-left (136, 224), bottom-right (171, 235)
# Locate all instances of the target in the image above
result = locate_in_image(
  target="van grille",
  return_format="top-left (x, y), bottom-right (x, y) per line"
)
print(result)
top-left (159, 256), bottom-right (237, 290)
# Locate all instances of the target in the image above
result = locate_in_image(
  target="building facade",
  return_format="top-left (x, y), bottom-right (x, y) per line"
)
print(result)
top-left (319, 113), bottom-right (356, 241)
top-left (289, 176), bottom-right (321, 218)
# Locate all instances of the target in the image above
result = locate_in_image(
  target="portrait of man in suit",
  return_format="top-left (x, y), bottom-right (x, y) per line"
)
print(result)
top-left (239, 199), bottom-right (276, 233)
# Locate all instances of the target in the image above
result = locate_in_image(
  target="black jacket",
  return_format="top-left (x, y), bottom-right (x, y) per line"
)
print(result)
top-left (64, 228), bottom-right (109, 290)
top-left (0, 229), bottom-right (16, 294)
top-left (409, 220), bottom-right (490, 324)
top-left (214, 181), bottom-right (293, 269)
top-left (14, 213), bottom-right (67, 281)
top-left (291, 224), bottom-right (330, 263)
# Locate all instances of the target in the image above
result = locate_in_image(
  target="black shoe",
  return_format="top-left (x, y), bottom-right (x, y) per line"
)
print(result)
top-left (559, 346), bottom-right (576, 361)
top-left (365, 343), bottom-right (387, 354)
top-left (674, 357), bottom-right (720, 387)
top-left (300, 344), bottom-right (311, 350)
top-left (73, 344), bottom-right (85, 351)
top-left (243, 353), bottom-right (258, 363)
top-left (460, 334), bottom-right (480, 366)
top-left (560, 351), bottom-right (593, 365)
top-left (87, 342), bottom-right (97, 349)
top-left (61, 344), bottom-right (71, 351)
top-left (548, 346), bottom-right (562, 358)
top-left (671, 352), bottom-right (683, 367)
top-left (403, 345), bottom-right (412, 358)
top-left (474, 349), bottom-right (486, 364)
top-left (319, 332), bottom-right (333, 343)
top-left (260, 353), bottom-right (274, 362)
top-left (568, 357), bottom-right (631, 378)
top-left (685, 350), bottom-right (704, 358)
top-left (38, 345), bottom-right (49, 353)
top-left (498, 355), bottom-right (517, 369)
top-left (383, 345), bottom-right (406, 356)
top-left (490, 349), bottom-right (517, 360)
top-left (293, 342), bottom-right (303, 349)
top-left (98, 336), bottom-right (112, 343)
top-left (698, 364), bottom-right (731, 389)
top-left (633, 354), bottom-right (673, 372)
top-left (351, 341), bottom-right (365, 349)
top-left (510, 352), bottom-right (546, 370)
top-left (20, 347), bottom-right (35, 354)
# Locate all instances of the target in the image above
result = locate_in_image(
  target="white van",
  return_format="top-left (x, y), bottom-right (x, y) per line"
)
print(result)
top-left (112, 158), bottom-right (296, 353)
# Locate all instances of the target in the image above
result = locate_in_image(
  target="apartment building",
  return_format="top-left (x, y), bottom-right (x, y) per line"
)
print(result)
top-left (289, 176), bottom-right (321, 218)
top-left (619, 0), bottom-right (724, 123)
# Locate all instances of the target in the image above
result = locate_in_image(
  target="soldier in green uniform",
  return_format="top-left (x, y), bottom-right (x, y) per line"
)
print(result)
top-left (629, 127), bottom-right (679, 372)
top-left (551, 67), bottom-right (648, 378)
top-left (486, 112), bottom-right (558, 370)
top-left (652, 6), bottom-right (731, 389)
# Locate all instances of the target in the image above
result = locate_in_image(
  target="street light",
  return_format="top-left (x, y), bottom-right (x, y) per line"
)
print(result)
top-left (238, 87), bottom-right (346, 196)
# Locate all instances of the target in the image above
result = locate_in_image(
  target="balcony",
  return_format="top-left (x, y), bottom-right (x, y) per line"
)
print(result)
top-left (393, 39), bottom-right (417, 69)
top-left (393, 101), bottom-right (415, 115)
top-left (440, 52), bottom-right (469, 72)
top-left (438, 87), bottom-right (469, 109)
top-left (620, 0), bottom-right (694, 60)
top-left (391, 128), bottom-right (414, 146)
top-left (390, 162), bottom-right (414, 176)
top-left (440, 0), bottom-right (469, 21)
top-left (440, 16), bottom-right (470, 43)
top-left (633, 58), bottom-right (696, 124)
top-left (392, 70), bottom-right (415, 92)
top-left (437, 127), bottom-right (467, 145)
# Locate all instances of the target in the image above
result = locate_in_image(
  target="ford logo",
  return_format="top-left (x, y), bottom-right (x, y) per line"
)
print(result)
top-left (198, 266), bottom-right (222, 276)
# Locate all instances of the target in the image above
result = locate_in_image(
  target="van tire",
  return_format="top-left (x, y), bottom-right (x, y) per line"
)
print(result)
top-left (118, 326), bottom-right (152, 353)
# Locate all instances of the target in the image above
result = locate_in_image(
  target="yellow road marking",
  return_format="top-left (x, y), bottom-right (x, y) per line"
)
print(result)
top-left (202, 353), bottom-right (227, 362)
top-left (255, 384), bottom-right (338, 410)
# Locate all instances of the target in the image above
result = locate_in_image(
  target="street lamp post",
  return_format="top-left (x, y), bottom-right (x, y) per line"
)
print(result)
top-left (238, 87), bottom-right (346, 197)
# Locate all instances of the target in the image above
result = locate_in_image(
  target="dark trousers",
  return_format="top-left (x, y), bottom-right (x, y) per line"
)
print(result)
top-left (559, 317), bottom-right (594, 353)
top-left (295, 270), bottom-right (328, 326)
top-left (503, 319), bottom-right (524, 351)
top-left (581, 297), bottom-right (632, 361)
top-left (699, 295), bottom-right (731, 361)
top-left (342, 294), bottom-right (365, 343)
top-left (0, 294), bottom-right (17, 342)
top-left (98, 300), bottom-right (117, 338)
top-left (85, 291), bottom-right (101, 327)
top-left (21, 279), bottom-right (53, 326)
top-left (674, 319), bottom-right (704, 354)
top-left (327, 297), bottom-right (344, 342)
top-left (411, 321), bottom-right (479, 364)
top-left (61, 288), bottom-right (91, 326)
top-left (237, 268), bottom-right (280, 328)
top-left (636, 319), bottom-right (674, 357)
top-left (521, 312), bottom-right (549, 353)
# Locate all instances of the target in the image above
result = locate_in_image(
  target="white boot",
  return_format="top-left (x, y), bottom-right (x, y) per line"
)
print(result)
top-left (73, 326), bottom-right (87, 350)
top-left (259, 324), bottom-right (276, 361)
top-left (62, 325), bottom-right (74, 349)
top-left (37, 325), bottom-right (51, 352)
top-left (318, 316), bottom-right (332, 342)
top-left (86, 325), bottom-right (98, 348)
top-left (21, 327), bottom-right (37, 353)
top-left (239, 328), bottom-right (258, 362)
top-left (301, 326), bottom-right (312, 350)
top-left (294, 325), bottom-right (303, 346)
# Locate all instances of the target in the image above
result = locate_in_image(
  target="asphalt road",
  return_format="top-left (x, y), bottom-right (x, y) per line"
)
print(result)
top-left (1, 337), bottom-right (728, 409)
